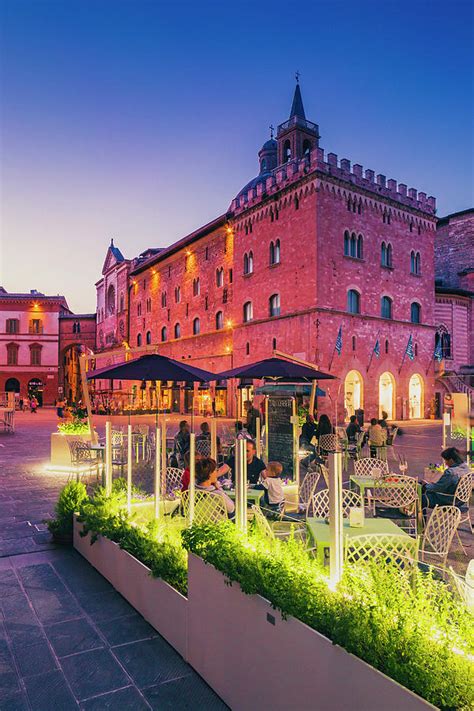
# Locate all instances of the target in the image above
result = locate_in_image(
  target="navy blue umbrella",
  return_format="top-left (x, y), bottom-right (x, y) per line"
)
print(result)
top-left (87, 354), bottom-right (215, 383)
top-left (216, 357), bottom-right (335, 381)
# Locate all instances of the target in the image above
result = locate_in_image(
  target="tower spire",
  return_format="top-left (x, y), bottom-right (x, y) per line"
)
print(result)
top-left (289, 81), bottom-right (306, 120)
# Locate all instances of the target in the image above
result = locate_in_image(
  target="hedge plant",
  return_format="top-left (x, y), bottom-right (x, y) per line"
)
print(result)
top-left (182, 522), bottom-right (474, 710)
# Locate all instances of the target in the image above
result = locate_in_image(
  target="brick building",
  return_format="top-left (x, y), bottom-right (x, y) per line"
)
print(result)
top-left (94, 83), bottom-right (439, 421)
top-left (59, 314), bottom-right (96, 402)
top-left (434, 208), bottom-right (474, 407)
top-left (0, 288), bottom-right (70, 406)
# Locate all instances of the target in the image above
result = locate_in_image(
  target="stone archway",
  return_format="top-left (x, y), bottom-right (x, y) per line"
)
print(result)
top-left (379, 371), bottom-right (395, 420)
top-left (344, 370), bottom-right (363, 419)
top-left (5, 377), bottom-right (20, 394)
top-left (409, 373), bottom-right (424, 419)
top-left (28, 378), bottom-right (44, 407)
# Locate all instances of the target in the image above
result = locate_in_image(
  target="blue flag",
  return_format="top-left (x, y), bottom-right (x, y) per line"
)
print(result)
top-left (335, 326), bottom-right (342, 355)
top-left (434, 339), bottom-right (443, 362)
top-left (405, 335), bottom-right (415, 361)
top-left (374, 338), bottom-right (380, 358)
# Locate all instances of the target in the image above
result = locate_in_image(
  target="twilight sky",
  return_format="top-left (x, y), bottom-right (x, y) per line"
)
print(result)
top-left (0, 0), bottom-right (473, 313)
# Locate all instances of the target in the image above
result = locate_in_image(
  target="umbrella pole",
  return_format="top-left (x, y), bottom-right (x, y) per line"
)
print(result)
top-left (189, 433), bottom-right (196, 525)
top-left (154, 426), bottom-right (161, 519)
top-left (127, 423), bottom-right (132, 514)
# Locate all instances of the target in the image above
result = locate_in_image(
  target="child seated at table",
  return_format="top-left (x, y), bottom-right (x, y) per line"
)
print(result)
top-left (255, 461), bottom-right (285, 518)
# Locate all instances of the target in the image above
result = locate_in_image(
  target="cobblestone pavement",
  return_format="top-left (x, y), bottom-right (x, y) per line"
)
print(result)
top-left (0, 411), bottom-right (227, 710)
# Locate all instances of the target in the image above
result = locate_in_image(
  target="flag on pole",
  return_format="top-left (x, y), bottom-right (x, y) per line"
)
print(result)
top-left (434, 339), bottom-right (443, 362)
top-left (405, 335), bottom-right (415, 361)
top-left (374, 338), bottom-right (380, 358)
top-left (335, 326), bottom-right (342, 355)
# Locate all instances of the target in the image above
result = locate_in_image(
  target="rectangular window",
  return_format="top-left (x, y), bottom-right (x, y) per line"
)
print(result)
top-left (30, 348), bottom-right (41, 366)
top-left (7, 345), bottom-right (18, 365)
top-left (6, 319), bottom-right (19, 334)
top-left (30, 319), bottom-right (42, 334)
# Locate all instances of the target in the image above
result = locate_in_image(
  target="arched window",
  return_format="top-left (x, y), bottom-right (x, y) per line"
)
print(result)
top-left (7, 343), bottom-right (19, 365)
top-left (415, 252), bottom-right (421, 275)
top-left (350, 232), bottom-right (357, 257)
top-left (215, 311), bottom-right (224, 330)
top-left (344, 230), bottom-right (350, 256)
top-left (302, 139), bottom-right (311, 156)
top-left (161, 292), bottom-right (167, 308)
top-left (174, 323), bottom-right (181, 339)
top-left (193, 318), bottom-right (200, 335)
top-left (357, 234), bottom-right (363, 259)
top-left (381, 296), bottom-right (393, 319)
top-left (411, 302), bottom-right (421, 324)
top-left (193, 278), bottom-right (200, 296)
top-left (107, 284), bottom-right (115, 315)
top-left (435, 330), bottom-right (452, 359)
top-left (243, 301), bottom-right (253, 323)
top-left (283, 140), bottom-right (291, 162)
top-left (161, 326), bottom-right (167, 342)
top-left (175, 286), bottom-right (181, 303)
top-left (381, 241), bottom-right (387, 265)
top-left (347, 289), bottom-right (360, 314)
top-left (269, 293), bottom-right (280, 317)
top-left (119, 293), bottom-right (124, 312)
top-left (137, 333), bottom-right (142, 347)
top-left (146, 331), bottom-right (152, 345)
top-left (270, 239), bottom-right (280, 266)
top-left (387, 243), bottom-right (392, 267)
top-left (243, 251), bottom-right (253, 275)
top-left (137, 303), bottom-right (142, 316)
top-left (216, 267), bottom-right (224, 287)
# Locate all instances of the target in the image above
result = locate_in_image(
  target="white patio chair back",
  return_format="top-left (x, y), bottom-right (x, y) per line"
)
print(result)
top-left (421, 505), bottom-right (461, 569)
top-left (299, 470), bottom-right (321, 514)
top-left (454, 471), bottom-right (473, 511)
top-left (319, 434), bottom-right (340, 453)
top-left (165, 467), bottom-right (184, 498)
top-left (251, 505), bottom-right (308, 544)
top-left (373, 475), bottom-right (418, 510)
top-left (354, 458), bottom-right (389, 478)
top-left (319, 464), bottom-right (329, 487)
top-left (181, 490), bottom-right (228, 526)
top-left (251, 504), bottom-right (274, 539)
top-left (345, 533), bottom-right (418, 570)
top-left (67, 440), bottom-right (98, 482)
top-left (311, 488), bottom-right (362, 519)
top-left (195, 438), bottom-right (212, 457)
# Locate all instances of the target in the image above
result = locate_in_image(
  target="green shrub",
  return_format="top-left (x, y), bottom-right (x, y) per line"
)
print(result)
top-left (182, 523), bottom-right (474, 710)
top-left (78, 488), bottom-right (188, 595)
top-left (45, 481), bottom-right (88, 538)
top-left (57, 421), bottom-right (90, 435)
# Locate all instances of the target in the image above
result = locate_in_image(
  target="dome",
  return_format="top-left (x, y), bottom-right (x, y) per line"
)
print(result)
top-left (260, 138), bottom-right (277, 152)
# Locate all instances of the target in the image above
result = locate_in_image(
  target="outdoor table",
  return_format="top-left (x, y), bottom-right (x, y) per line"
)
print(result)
top-left (227, 488), bottom-right (264, 505)
top-left (306, 516), bottom-right (411, 567)
top-left (350, 475), bottom-right (423, 503)
top-left (227, 484), bottom-right (299, 511)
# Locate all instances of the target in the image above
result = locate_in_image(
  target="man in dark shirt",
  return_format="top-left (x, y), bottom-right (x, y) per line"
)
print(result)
top-left (346, 415), bottom-right (361, 443)
top-left (244, 401), bottom-right (260, 438)
top-left (221, 439), bottom-right (266, 486)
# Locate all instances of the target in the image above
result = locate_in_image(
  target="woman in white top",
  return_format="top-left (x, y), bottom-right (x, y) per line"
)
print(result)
top-left (195, 458), bottom-right (235, 518)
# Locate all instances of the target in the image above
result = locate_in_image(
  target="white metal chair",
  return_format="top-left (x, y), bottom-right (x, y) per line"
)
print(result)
top-left (299, 470), bottom-right (321, 515)
top-left (420, 505), bottom-right (461, 570)
top-left (319, 463), bottom-right (330, 488)
top-left (345, 533), bottom-right (418, 571)
top-left (318, 434), bottom-right (341, 455)
top-left (251, 504), bottom-right (308, 544)
top-left (434, 472), bottom-right (473, 555)
top-left (181, 489), bottom-right (228, 525)
top-left (164, 467), bottom-right (184, 499)
top-left (372, 475), bottom-right (419, 536)
top-left (353, 458), bottom-right (389, 478)
top-left (311, 488), bottom-right (363, 519)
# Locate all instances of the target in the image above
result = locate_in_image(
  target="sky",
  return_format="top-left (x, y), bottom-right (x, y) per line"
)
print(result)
top-left (0, 0), bottom-right (473, 313)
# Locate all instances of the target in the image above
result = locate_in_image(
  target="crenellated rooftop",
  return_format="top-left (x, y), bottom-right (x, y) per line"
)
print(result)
top-left (230, 146), bottom-right (436, 217)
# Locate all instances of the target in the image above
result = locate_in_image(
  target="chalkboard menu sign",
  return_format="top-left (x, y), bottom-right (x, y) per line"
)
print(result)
top-left (267, 396), bottom-right (295, 479)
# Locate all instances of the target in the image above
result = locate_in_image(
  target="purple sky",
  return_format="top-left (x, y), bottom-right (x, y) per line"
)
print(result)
top-left (1, 0), bottom-right (473, 313)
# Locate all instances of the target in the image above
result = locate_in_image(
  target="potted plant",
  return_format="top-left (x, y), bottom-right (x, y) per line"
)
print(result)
top-left (45, 481), bottom-right (88, 544)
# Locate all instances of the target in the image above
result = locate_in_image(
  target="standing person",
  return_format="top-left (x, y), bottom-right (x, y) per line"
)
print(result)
top-left (19, 395), bottom-right (24, 411)
top-left (355, 407), bottom-right (364, 428)
top-left (196, 421), bottom-right (221, 455)
top-left (30, 396), bottom-right (38, 414)
top-left (56, 397), bottom-right (66, 419)
top-left (221, 439), bottom-right (266, 486)
top-left (244, 400), bottom-right (260, 438)
top-left (173, 420), bottom-right (190, 467)
top-left (368, 418), bottom-right (386, 457)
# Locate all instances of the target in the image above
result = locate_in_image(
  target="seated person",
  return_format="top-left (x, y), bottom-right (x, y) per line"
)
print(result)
top-left (301, 415), bottom-right (318, 447)
top-left (195, 458), bottom-right (235, 518)
top-left (221, 439), bottom-right (266, 486)
top-left (196, 421), bottom-right (221, 454)
top-left (346, 415), bottom-right (361, 444)
top-left (254, 461), bottom-right (284, 517)
top-left (422, 447), bottom-right (470, 511)
top-left (368, 418), bottom-right (386, 457)
top-left (235, 420), bottom-right (252, 440)
top-left (173, 420), bottom-right (190, 467)
top-left (379, 410), bottom-right (390, 430)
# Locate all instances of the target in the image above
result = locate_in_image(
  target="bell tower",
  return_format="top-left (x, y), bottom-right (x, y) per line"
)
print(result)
top-left (277, 77), bottom-right (320, 166)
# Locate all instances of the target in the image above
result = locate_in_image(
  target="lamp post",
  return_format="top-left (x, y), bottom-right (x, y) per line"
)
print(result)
top-left (235, 438), bottom-right (248, 533)
top-left (328, 451), bottom-right (343, 586)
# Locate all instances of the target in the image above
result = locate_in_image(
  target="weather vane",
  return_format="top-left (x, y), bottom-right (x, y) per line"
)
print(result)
top-left (295, 70), bottom-right (301, 84)
top-left (269, 124), bottom-right (274, 139)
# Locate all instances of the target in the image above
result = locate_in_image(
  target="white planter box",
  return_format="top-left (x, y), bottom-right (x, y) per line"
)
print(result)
top-left (50, 432), bottom-right (93, 466)
top-left (187, 554), bottom-right (434, 711)
top-left (73, 517), bottom-right (187, 658)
